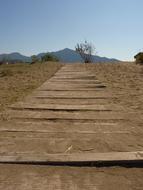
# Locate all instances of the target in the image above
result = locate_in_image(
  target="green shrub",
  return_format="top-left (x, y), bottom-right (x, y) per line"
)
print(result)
top-left (31, 55), bottom-right (39, 64)
top-left (41, 53), bottom-right (59, 62)
top-left (134, 52), bottom-right (143, 65)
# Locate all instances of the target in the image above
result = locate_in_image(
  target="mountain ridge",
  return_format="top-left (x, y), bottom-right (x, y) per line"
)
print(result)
top-left (0, 52), bottom-right (31, 62)
top-left (0, 48), bottom-right (120, 63)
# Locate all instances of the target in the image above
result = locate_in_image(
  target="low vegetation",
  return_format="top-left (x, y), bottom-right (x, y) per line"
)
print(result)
top-left (30, 53), bottom-right (59, 64)
top-left (134, 52), bottom-right (143, 65)
top-left (41, 53), bottom-right (59, 62)
top-left (0, 62), bottom-right (62, 112)
top-left (31, 55), bottom-right (40, 64)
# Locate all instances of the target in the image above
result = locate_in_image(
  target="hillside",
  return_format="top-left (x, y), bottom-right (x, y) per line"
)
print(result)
top-left (51, 48), bottom-right (119, 63)
top-left (0, 49), bottom-right (120, 63)
top-left (0, 52), bottom-right (31, 62)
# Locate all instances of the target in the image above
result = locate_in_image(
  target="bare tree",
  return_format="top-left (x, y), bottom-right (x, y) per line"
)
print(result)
top-left (75, 41), bottom-right (95, 63)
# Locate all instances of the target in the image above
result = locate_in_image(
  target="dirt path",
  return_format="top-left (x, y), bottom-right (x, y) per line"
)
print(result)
top-left (0, 64), bottom-right (143, 189)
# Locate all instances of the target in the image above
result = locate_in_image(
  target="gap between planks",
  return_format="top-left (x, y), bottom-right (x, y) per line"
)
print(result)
top-left (9, 104), bottom-right (123, 111)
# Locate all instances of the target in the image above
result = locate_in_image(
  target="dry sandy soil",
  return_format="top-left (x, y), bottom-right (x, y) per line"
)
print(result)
top-left (86, 62), bottom-right (143, 113)
top-left (0, 62), bottom-right (62, 113)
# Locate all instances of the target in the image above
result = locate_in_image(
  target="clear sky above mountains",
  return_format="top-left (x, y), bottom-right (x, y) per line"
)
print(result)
top-left (0, 0), bottom-right (143, 61)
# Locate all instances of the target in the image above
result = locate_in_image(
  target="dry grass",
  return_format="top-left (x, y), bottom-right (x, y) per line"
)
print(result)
top-left (0, 62), bottom-right (62, 111)
top-left (85, 62), bottom-right (143, 113)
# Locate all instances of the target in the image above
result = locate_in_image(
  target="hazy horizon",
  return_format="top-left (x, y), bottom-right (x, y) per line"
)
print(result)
top-left (0, 48), bottom-right (121, 60)
top-left (1, 0), bottom-right (143, 61)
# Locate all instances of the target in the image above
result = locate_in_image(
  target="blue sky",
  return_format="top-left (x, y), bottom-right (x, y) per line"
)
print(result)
top-left (0, 0), bottom-right (143, 60)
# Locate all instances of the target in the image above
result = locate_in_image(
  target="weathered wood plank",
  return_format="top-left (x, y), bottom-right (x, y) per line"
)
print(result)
top-left (39, 88), bottom-right (105, 91)
top-left (9, 103), bottom-right (123, 111)
top-left (27, 98), bottom-right (110, 105)
top-left (2, 121), bottom-right (128, 133)
top-left (48, 80), bottom-right (102, 84)
top-left (7, 110), bottom-right (125, 120)
top-left (33, 90), bottom-right (110, 96)
top-left (43, 83), bottom-right (106, 88)
top-left (38, 86), bottom-right (106, 91)
top-left (54, 73), bottom-right (95, 76)
top-left (54, 72), bottom-right (94, 75)
top-left (32, 90), bottom-right (113, 99)
top-left (0, 121), bottom-right (138, 135)
top-left (0, 131), bottom-right (131, 139)
top-left (0, 131), bottom-right (142, 154)
top-left (52, 76), bottom-right (97, 79)
top-left (34, 96), bottom-right (113, 100)
top-left (0, 152), bottom-right (143, 163)
top-left (49, 79), bottom-right (100, 83)
top-left (41, 83), bottom-right (106, 88)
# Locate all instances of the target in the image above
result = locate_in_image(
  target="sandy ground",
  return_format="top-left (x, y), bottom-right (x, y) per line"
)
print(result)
top-left (86, 62), bottom-right (143, 113)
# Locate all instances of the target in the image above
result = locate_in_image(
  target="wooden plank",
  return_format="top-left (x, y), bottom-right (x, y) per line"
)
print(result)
top-left (54, 73), bottom-right (95, 76)
top-left (32, 91), bottom-right (113, 99)
top-left (41, 83), bottom-right (105, 88)
top-left (48, 79), bottom-right (102, 83)
top-left (27, 98), bottom-right (110, 105)
top-left (45, 83), bottom-right (106, 87)
top-left (49, 79), bottom-right (100, 83)
top-left (1, 121), bottom-right (127, 133)
top-left (33, 91), bottom-right (110, 96)
top-left (53, 73), bottom-right (93, 75)
top-left (38, 86), bottom-right (106, 91)
top-left (40, 84), bottom-right (106, 88)
top-left (0, 130), bottom-right (135, 139)
top-left (0, 151), bottom-right (143, 163)
top-left (34, 96), bottom-right (114, 100)
top-left (7, 110), bottom-right (125, 120)
top-left (0, 131), bottom-right (131, 137)
top-left (39, 88), bottom-right (105, 91)
top-left (0, 133), bottom-right (142, 154)
top-left (52, 76), bottom-right (97, 79)
top-left (55, 71), bottom-right (93, 74)
top-left (9, 103), bottom-right (122, 111)
top-left (54, 72), bottom-right (94, 75)
top-left (1, 121), bottom-right (138, 134)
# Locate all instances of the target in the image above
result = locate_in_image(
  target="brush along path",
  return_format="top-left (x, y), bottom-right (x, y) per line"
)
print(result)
top-left (0, 64), bottom-right (143, 189)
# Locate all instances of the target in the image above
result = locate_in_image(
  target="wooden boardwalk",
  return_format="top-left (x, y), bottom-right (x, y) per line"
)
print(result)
top-left (0, 64), bottom-right (143, 189)
top-left (1, 64), bottom-right (143, 163)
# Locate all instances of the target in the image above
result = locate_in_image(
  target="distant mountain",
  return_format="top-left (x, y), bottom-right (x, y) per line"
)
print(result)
top-left (0, 52), bottom-right (31, 62)
top-left (38, 48), bottom-right (119, 63)
top-left (52, 48), bottom-right (83, 62)
top-left (37, 48), bottom-right (119, 63)
top-left (0, 49), bottom-right (120, 63)
top-left (53, 48), bottom-right (119, 63)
